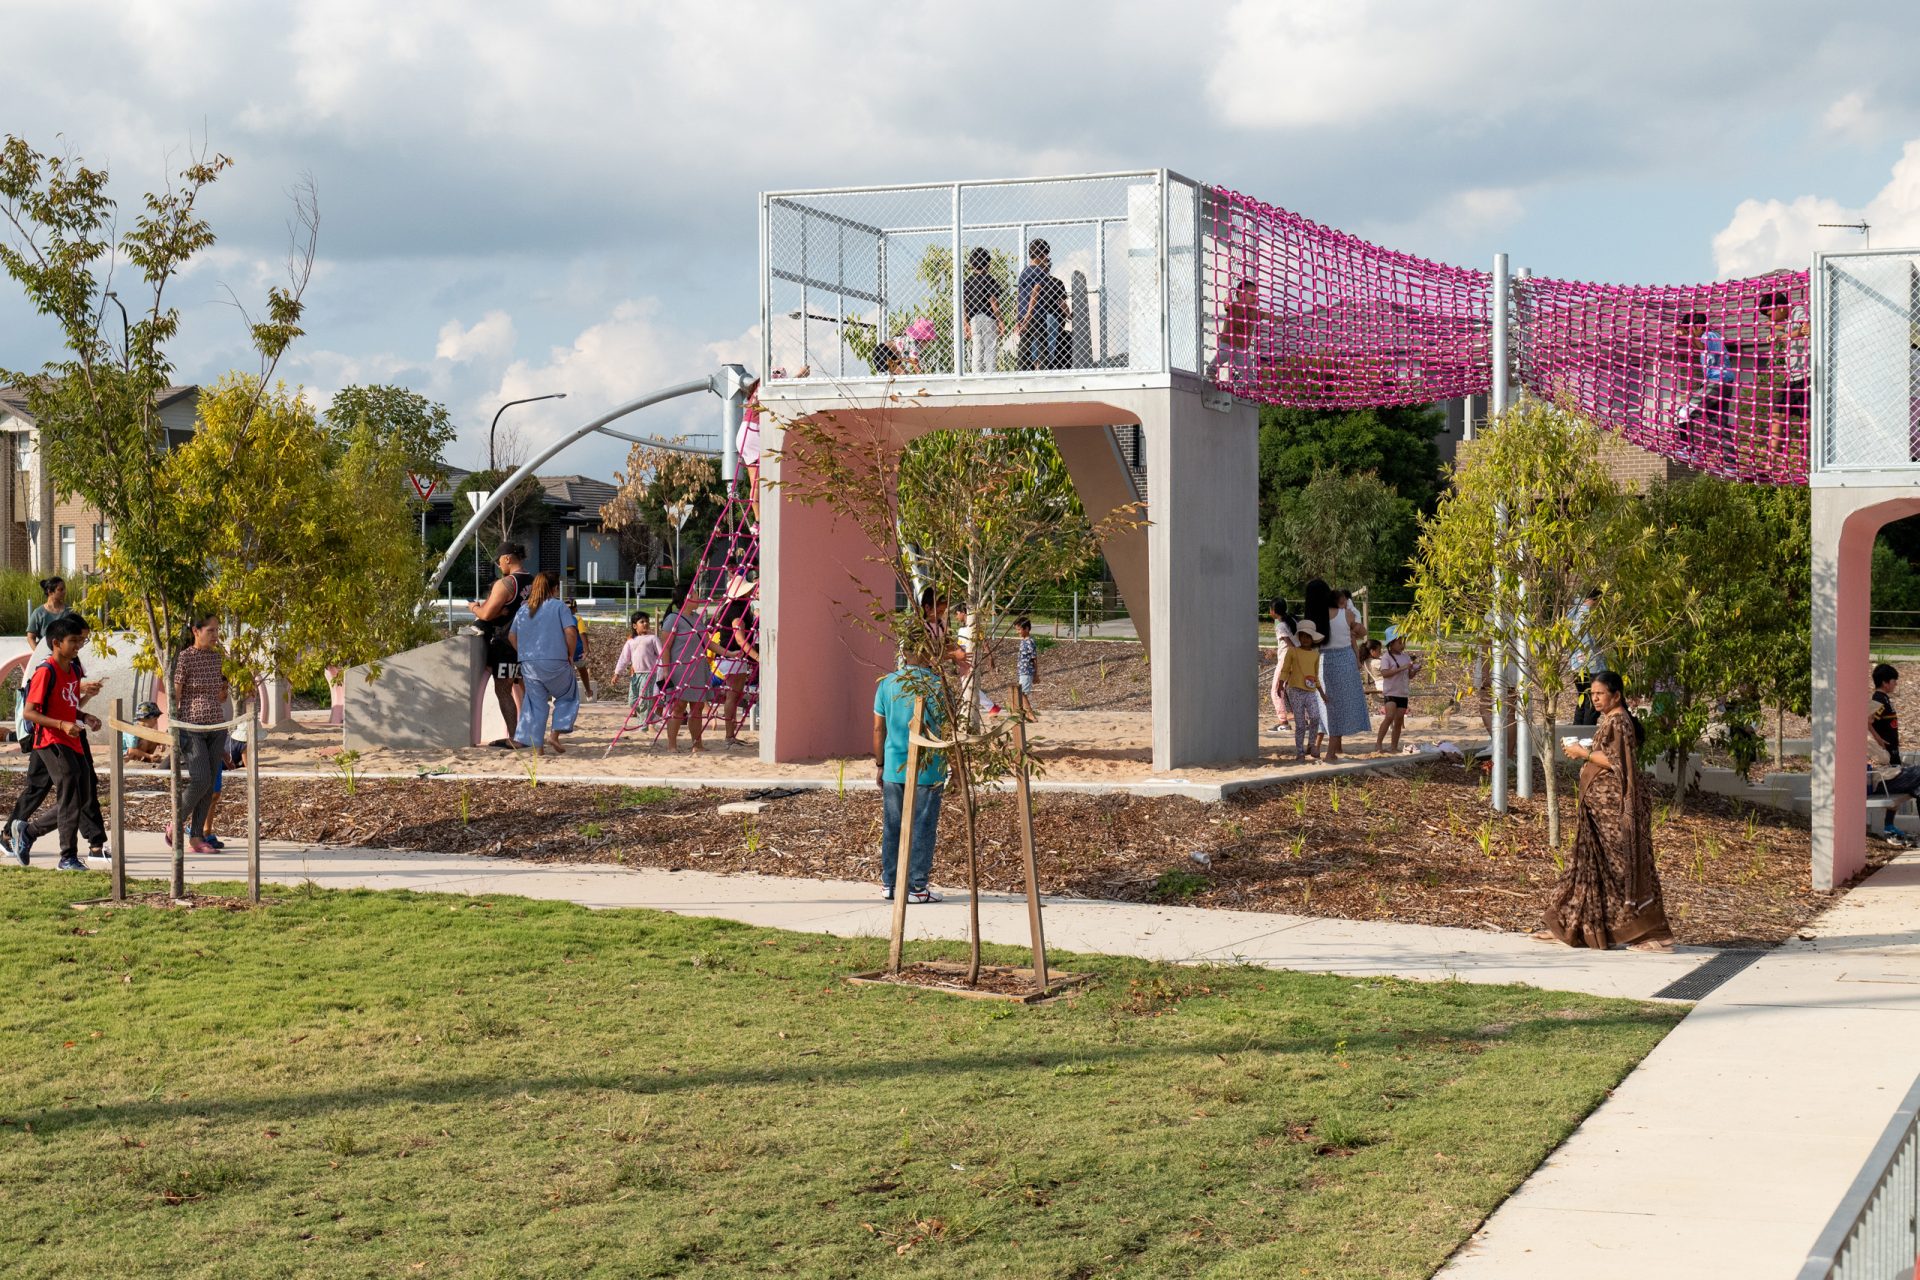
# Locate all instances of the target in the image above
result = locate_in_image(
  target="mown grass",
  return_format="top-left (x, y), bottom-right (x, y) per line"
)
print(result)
top-left (0, 874), bottom-right (1681, 1278)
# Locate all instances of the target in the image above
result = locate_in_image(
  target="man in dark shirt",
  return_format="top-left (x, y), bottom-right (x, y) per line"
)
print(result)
top-left (1872, 662), bottom-right (1901, 765)
top-left (1016, 238), bottom-right (1069, 371)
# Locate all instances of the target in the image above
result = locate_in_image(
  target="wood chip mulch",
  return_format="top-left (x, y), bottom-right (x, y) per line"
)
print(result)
top-left (76, 755), bottom-right (1878, 950)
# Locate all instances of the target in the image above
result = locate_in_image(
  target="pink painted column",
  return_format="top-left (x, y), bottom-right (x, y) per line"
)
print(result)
top-left (758, 416), bottom-right (897, 763)
top-left (1812, 490), bottom-right (1920, 889)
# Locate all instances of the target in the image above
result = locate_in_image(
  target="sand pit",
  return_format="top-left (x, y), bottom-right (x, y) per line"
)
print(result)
top-left (255, 693), bottom-right (1478, 795)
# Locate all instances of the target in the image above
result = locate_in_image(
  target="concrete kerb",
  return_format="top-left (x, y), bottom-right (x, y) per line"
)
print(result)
top-left (86, 748), bottom-right (1453, 804)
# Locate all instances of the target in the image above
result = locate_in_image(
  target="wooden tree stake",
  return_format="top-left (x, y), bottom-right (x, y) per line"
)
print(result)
top-left (885, 696), bottom-right (925, 975)
top-left (109, 698), bottom-right (125, 903)
top-left (1009, 685), bottom-right (1048, 993)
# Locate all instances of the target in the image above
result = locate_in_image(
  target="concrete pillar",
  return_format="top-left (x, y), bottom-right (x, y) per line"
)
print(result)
top-left (1811, 485), bottom-right (1920, 890)
top-left (1139, 387), bottom-right (1260, 770)
top-left (1049, 425), bottom-right (1150, 654)
top-left (758, 416), bottom-right (896, 763)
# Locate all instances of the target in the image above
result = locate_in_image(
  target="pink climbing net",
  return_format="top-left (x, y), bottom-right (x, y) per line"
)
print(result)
top-left (1516, 273), bottom-right (1809, 484)
top-left (1205, 185), bottom-right (1811, 485)
top-left (1206, 187), bottom-right (1492, 409)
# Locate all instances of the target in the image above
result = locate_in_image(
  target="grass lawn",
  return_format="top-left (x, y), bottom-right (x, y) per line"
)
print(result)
top-left (0, 874), bottom-right (1680, 1279)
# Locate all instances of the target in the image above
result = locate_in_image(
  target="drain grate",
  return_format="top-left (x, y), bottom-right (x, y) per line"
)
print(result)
top-left (1651, 950), bottom-right (1766, 1001)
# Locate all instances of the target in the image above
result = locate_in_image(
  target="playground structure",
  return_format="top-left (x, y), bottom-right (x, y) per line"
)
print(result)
top-left (353, 167), bottom-right (1903, 894)
top-left (753, 169), bottom-right (1890, 894)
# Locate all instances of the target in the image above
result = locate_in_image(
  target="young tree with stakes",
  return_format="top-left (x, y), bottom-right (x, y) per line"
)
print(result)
top-left (773, 407), bottom-right (1140, 987)
top-left (0, 135), bottom-right (316, 896)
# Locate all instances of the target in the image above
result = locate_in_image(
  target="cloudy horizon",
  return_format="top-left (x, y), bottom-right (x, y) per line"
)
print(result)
top-left (5, 0), bottom-right (1920, 478)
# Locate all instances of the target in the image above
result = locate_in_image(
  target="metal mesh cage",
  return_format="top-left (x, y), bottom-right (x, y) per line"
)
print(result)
top-left (761, 172), bottom-right (1178, 384)
top-left (1815, 250), bottom-right (1920, 473)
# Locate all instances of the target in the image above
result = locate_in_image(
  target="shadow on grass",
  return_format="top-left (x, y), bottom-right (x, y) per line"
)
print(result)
top-left (18, 1011), bottom-right (1674, 1138)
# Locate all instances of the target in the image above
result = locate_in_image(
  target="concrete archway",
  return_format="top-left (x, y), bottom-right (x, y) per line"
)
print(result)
top-left (1811, 487), bottom-right (1920, 889)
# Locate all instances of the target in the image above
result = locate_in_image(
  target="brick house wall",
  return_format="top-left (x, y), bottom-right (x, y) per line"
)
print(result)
top-left (1598, 433), bottom-right (1694, 492)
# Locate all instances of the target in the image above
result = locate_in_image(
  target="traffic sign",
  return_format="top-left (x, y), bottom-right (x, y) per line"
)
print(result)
top-left (408, 472), bottom-right (439, 502)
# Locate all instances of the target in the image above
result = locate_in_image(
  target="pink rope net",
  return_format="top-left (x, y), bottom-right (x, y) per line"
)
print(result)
top-left (1206, 185), bottom-right (1811, 485)
top-left (1516, 273), bottom-right (1809, 484)
top-left (1207, 187), bottom-right (1492, 409)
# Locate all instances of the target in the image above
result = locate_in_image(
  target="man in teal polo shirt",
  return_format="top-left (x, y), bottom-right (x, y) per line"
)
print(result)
top-left (873, 661), bottom-right (947, 903)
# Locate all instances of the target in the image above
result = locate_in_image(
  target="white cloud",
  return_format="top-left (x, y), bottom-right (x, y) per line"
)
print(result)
top-left (435, 311), bottom-right (515, 364)
top-left (1824, 91), bottom-right (1885, 142)
top-left (473, 301), bottom-right (758, 468)
top-left (1712, 140), bottom-right (1920, 276)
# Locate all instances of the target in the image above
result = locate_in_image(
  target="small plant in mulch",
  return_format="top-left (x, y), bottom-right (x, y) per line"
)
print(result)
top-left (1147, 869), bottom-right (1209, 903)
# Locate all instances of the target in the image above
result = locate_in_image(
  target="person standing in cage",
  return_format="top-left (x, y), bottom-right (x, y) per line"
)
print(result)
top-left (1210, 279), bottom-right (1280, 388)
top-left (1015, 239), bottom-right (1069, 371)
top-left (468, 543), bottom-right (533, 744)
top-left (962, 247), bottom-right (1004, 375)
top-left (1760, 289), bottom-right (1808, 431)
top-left (1540, 671), bottom-right (1672, 951)
top-left (507, 569), bottom-right (580, 756)
top-left (713, 572), bottom-right (758, 749)
top-left (1676, 311), bottom-right (1737, 464)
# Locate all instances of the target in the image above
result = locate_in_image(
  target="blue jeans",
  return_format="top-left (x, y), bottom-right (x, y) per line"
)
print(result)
top-left (880, 780), bottom-right (943, 894)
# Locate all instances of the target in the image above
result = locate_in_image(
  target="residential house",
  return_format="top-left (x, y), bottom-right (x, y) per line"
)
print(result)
top-left (427, 468), bottom-right (629, 588)
top-left (0, 384), bottom-right (200, 575)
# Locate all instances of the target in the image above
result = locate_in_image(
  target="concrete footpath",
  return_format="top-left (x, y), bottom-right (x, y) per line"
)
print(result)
top-left (100, 838), bottom-right (1920, 1274)
top-left (1442, 851), bottom-right (1920, 1278)
top-left (111, 835), bottom-right (1695, 1001)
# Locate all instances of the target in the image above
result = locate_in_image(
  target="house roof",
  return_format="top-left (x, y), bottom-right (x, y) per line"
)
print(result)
top-left (0, 383), bottom-right (198, 426)
top-left (426, 468), bottom-right (620, 524)
top-left (537, 474), bottom-right (619, 512)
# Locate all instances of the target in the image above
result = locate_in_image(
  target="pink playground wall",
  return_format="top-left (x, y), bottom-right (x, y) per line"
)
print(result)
top-left (760, 398), bottom-right (1156, 764)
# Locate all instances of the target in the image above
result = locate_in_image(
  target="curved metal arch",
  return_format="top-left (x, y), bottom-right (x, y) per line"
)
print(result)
top-left (427, 365), bottom-right (751, 590)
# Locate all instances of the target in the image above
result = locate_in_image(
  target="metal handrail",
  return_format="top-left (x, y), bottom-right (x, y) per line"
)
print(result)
top-left (1795, 1068), bottom-right (1920, 1279)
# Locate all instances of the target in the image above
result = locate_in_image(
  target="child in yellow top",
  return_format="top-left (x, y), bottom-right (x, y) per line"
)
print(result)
top-left (1280, 620), bottom-right (1327, 761)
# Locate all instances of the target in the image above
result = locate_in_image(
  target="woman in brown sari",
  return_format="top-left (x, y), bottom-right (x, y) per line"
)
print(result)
top-left (1539, 671), bottom-right (1674, 951)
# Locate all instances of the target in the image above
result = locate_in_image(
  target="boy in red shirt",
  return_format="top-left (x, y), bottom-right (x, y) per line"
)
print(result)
top-left (19, 614), bottom-right (101, 871)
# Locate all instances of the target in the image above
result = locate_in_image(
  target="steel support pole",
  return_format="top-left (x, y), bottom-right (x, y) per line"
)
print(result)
top-left (1513, 266), bottom-right (1533, 801)
top-left (429, 374), bottom-right (725, 591)
top-left (1490, 252), bottom-right (1510, 815)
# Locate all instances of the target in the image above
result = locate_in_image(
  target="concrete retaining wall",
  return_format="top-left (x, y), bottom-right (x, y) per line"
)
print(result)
top-left (344, 634), bottom-right (487, 753)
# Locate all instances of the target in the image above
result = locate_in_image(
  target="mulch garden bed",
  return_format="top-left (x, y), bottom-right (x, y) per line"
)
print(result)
top-left (82, 758), bottom-right (1876, 950)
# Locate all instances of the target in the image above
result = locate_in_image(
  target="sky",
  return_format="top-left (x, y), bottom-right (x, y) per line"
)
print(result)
top-left (6, 0), bottom-right (1920, 479)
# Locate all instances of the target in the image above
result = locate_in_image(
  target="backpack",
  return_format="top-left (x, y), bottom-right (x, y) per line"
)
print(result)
top-left (16, 659), bottom-right (53, 753)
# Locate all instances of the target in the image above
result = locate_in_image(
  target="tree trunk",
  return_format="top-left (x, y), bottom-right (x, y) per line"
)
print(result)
top-left (1541, 713), bottom-right (1561, 847)
top-left (957, 738), bottom-right (983, 986)
top-left (1670, 744), bottom-right (1692, 816)
top-left (1775, 703), bottom-right (1786, 767)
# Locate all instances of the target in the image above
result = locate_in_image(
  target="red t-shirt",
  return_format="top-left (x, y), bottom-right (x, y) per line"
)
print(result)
top-left (26, 659), bottom-right (83, 752)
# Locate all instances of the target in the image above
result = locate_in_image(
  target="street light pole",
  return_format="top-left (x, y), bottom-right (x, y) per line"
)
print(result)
top-left (488, 393), bottom-right (568, 474)
top-left (102, 291), bottom-right (130, 370)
